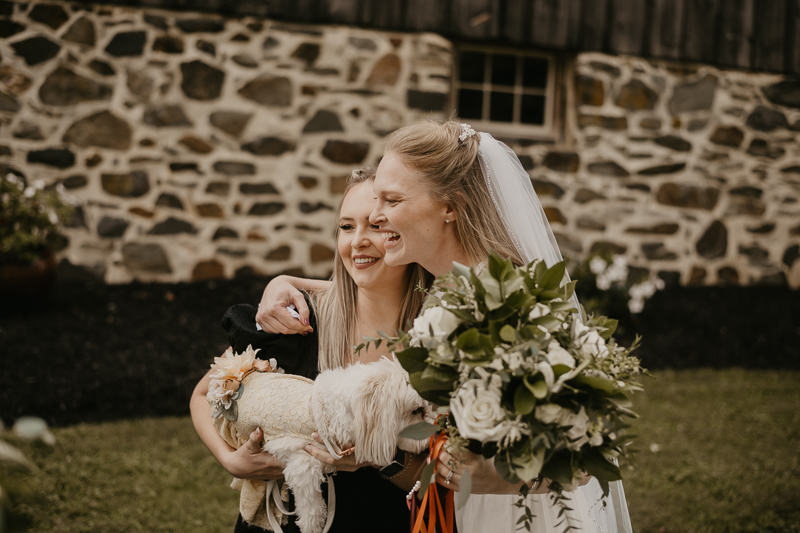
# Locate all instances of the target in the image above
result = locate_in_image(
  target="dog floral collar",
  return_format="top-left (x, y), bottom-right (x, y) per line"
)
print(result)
top-left (208, 344), bottom-right (284, 421)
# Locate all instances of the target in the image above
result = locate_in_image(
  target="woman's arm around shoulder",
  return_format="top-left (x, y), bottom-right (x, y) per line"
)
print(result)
top-left (256, 275), bottom-right (331, 334)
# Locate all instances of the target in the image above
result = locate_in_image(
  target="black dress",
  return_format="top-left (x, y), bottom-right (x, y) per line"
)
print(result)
top-left (222, 303), bottom-right (411, 533)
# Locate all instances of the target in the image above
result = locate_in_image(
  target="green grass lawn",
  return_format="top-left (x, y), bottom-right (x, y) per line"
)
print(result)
top-left (6, 369), bottom-right (800, 532)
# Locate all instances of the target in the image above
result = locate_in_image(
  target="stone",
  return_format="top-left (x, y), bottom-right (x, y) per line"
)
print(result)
top-left (217, 246), bottom-right (246, 257)
top-left (153, 34), bottom-right (184, 54)
top-left (178, 135), bottom-right (213, 154)
top-left (142, 104), bottom-right (192, 127)
top-left (310, 243), bottom-right (335, 262)
top-left (97, 216), bottom-right (130, 238)
top-left (781, 165), bottom-right (800, 174)
top-left (29, 3), bottom-right (69, 29)
top-left (574, 188), bottom-right (605, 204)
top-left (122, 243), bottom-right (172, 273)
top-left (639, 117), bottom-right (661, 130)
top-left (85, 153), bottom-right (102, 167)
top-left (206, 182), bottom-right (230, 195)
top-left (170, 162), bottom-right (198, 173)
top-left (232, 54), bottom-right (258, 68)
top-left (263, 36), bottom-right (280, 50)
top-left (756, 271), bottom-right (787, 286)
top-left (762, 80), bottom-right (800, 109)
top-left (407, 90), bottom-right (447, 112)
top-left (210, 111), bottom-right (252, 137)
top-left (63, 111), bottom-right (132, 150)
top-left (746, 105), bottom-right (788, 132)
top-left (543, 152), bottom-right (579, 173)
top-left (266, 245), bottom-right (291, 260)
top-left (0, 20), bottom-right (25, 38)
top-left (63, 205), bottom-right (86, 228)
top-left (242, 137), bottom-right (296, 156)
top-left (192, 259), bottom-right (224, 281)
top-left (196, 203), bottom-right (224, 217)
top-left (300, 202), bottom-right (334, 213)
top-left (544, 207), bottom-right (566, 224)
top-left (247, 230), bottom-right (267, 241)
top-left (27, 148), bottom-right (75, 168)
top-left (144, 14), bottom-right (168, 30)
top-left (654, 135), bottom-right (691, 152)
top-left (196, 40), bottom-right (216, 56)
top-left (322, 141), bottom-right (369, 164)
top-left (240, 182), bottom-right (279, 195)
top-left (746, 139), bottom-right (785, 159)
top-left (292, 43), bottom-right (320, 64)
top-left (299, 176), bottom-right (318, 189)
top-left (589, 61), bottom-right (620, 77)
top-left (329, 175), bottom-right (347, 193)
top-left (248, 202), bottom-right (285, 215)
top-left (729, 186), bottom-right (763, 199)
top-left (11, 36), bottom-right (61, 65)
top-left (105, 31), bottom-right (147, 57)
top-left (709, 126), bottom-right (744, 147)
top-left (641, 243), bottom-right (678, 260)
top-left (232, 32), bottom-right (251, 42)
top-left (39, 67), bottom-right (112, 106)
top-left (155, 193), bottom-right (183, 209)
top-left (717, 266), bottom-right (739, 285)
top-left (577, 217), bottom-right (605, 231)
top-left (577, 114), bottom-right (628, 130)
top-left (615, 79), bottom-right (658, 110)
top-left (303, 110), bottom-right (344, 133)
top-left (0, 145), bottom-right (10, 156)
top-left (696, 220), bottom-right (727, 259)
top-left (687, 118), bottom-right (708, 131)
top-left (554, 233), bottom-right (582, 254)
top-left (348, 37), bottom-right (376, 50)
top-left (12, 121), bottom-right (43, 139)
top-left (213, 227), bottom-right (238, 240)
top-left (148, 217), bottom-right (198, 235)
top-left (738, 244), bottom-right (769, 264)
top-left (587, 161), bottom-right (629, 177)
top-left (531, 179), bottom-right (564, 199)
top-left (668, 74), bottom-right (717, 114)
top-left (625, 223), bottom-right (680, 234)
top-left (0, 91), bottom-right (19, 112)
top-left (726, 197), bottom-right (766, 216)
top-left (176, 18), bottom-right (225, 33)
top-left (238, 75), bottom-right (292, 107)
top-left (367, 53), bottom-right (401, 85)
top-left (180, 60), bottom-right (225, 100)
top-left (213, 161), bottom-right (255, 175)
top-left (657, 270), bottom-right (681, 287)
top-left (746, 223), bottom-right (775, 234)
top-left (102, 171), bottom-right (149, 198)
top-left (575, 74), bottom-right (604, 107)
top-left (656, 183), bottom-right (719, 209)
top-left (637, 163), bottom-right (686, 176)
top-left (127, 70), bottom-right (154, 101)
top-left (688, 266), bottom-right (706, 285)
top-left (517, 155), bottom-right (534, 170)
top-left (783, 245), bottom-right (800, 268)
top-left (791, 224), bottom-right (800, 236)
top-left (62, 17), bottom-right (95, 46)
top-left (61, 175), bottom-right (87, 189)
top-left (88, 59), bottom-right (115, 76)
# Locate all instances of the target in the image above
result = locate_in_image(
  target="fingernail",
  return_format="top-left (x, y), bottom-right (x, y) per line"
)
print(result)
top-left (304, 445), bottom-right (312, 453)
top-left (304, 319), bottom-right (310, 326)
top-left (312, 432), bottom-right (320, 439)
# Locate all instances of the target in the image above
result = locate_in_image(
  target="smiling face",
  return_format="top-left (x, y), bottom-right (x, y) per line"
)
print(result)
top-left (369, 151), bottom-right (457, 274)
top-left (338, 180), bottom-right (410, 291)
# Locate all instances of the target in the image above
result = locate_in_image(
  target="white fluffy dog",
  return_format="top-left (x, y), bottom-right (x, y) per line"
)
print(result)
top-left (210, 356), bottom-right (430, 533)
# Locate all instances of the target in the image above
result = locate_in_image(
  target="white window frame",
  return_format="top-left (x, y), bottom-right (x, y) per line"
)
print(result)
top-left (452, 45), bottom-right (559, 140)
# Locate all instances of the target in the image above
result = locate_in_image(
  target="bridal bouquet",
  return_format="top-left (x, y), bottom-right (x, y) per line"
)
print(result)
top-left (372, 252), bottom-right (644, 527)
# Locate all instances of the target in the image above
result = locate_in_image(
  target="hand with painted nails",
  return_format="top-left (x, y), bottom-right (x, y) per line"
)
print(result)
top-left (255, 275), bottom-right (317, 334)
top-left (222, 427), bottom-right (286, 480)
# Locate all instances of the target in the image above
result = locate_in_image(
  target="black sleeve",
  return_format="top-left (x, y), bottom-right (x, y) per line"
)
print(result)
top-left (221, 300), bottom-right (320, 380)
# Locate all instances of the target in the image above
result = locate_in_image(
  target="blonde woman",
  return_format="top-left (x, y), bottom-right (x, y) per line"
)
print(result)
top-left (190, 168), bottom-right (433, 533)
top-left (257, 120), bottom-right (633, 532)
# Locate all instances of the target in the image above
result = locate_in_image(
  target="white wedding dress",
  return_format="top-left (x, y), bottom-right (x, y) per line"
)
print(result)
top-left (454, 132), bottom-right (634, 533)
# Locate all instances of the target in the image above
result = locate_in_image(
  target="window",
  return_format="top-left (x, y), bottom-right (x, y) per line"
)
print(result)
top-left (454, 46), bottom-right (559, 140)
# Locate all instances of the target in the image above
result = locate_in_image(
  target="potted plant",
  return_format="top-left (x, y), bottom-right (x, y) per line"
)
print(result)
top-left (0, 173), bottom-right (73, 302)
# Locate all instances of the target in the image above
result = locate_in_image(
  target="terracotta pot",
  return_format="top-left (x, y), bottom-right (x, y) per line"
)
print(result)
top-left (0, 253), bottom-right (57, 302)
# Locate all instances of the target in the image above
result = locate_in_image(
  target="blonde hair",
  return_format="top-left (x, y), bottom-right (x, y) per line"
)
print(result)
top-left (384, 119), bottom-right (523, 267)
top-left (311, 168), bottom-right (433, 371)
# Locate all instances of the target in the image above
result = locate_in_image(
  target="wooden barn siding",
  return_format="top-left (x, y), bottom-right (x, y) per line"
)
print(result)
top-left (79, 0), bottom-right (800, 74)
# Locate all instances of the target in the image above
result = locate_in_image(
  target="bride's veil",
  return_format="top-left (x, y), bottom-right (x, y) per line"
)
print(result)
top-left (477, 132), bottom-right (634, 533)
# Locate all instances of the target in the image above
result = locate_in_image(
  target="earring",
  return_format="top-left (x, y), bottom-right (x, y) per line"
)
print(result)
top-left (445, 219), bottom-right (451, 224)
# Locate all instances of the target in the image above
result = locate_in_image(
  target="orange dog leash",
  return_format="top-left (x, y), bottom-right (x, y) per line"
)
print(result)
top-left (410, 432), bottom-right (454, 533)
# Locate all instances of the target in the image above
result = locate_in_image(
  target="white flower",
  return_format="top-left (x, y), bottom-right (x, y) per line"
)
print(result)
top-left (596, 274), bottom-right (611, 291)
top-left (208, 379), bottom-right (240, 409)
top-left (210, 345), bottom-right (259, 381)
top-left (589, 256), bottom-right (607, 275)
top-left (450, 378), bottom-right (508, 442)
top-left (504, 351), bottom-right (525, 371)
top-left (534, 362), bottom-right (555, 390)
top-left (268, 358), bottom-right (284, 374)
top-left (572, 324), bottom-right (609, 359)
top-left (534, 403), bottom-right (565, 424)
top-left (409, 306), bottom-right (460, 345)
top-left (499, 416), bottom-right (530, 447)
top-left (528, 303), bottom-right (550, 320)
top-left (546, 340), bottom-right (575, 368)
top-left (561, 407), bottom-right (591, 450)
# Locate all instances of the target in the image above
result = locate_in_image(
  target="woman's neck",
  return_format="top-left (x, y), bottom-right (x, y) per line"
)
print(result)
top-left (427, 241), bottom-right (473, 278)
top-left (355, 280), bottom-right (409, 360)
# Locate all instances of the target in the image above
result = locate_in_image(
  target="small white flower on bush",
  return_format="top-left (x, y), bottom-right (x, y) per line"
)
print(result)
top-left (534, 404), bottom-right (592, 451)
top-left (572, 323), bottom-right (609, 359)
top-left (410, 306), bottom-right (460, 345)
top-left (545, 340), bottom-right (575, 368)
top-left (528, 303), bottom-right (550, 320)
top-left (450, 377), bottom-right (508, 442)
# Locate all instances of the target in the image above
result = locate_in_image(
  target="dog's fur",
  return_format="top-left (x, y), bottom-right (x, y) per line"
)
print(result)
top-left (226, 357), bottom-right (431, 533)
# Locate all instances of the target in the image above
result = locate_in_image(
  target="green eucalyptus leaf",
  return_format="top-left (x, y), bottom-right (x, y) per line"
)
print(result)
top-left (514, 384), bottom-right (536, 415)
top-left (540, 450), bottom-right (574, 485)
top-left (456, 328), bottom-right (482, 355)
top-left (499, 324), bottom-right (517, 343)
top-left (456, 467), bottom-right (472, 509)
top-left (504, 275), bottom-right (525, 297)
top-left (534, 261), bottom-right (547, 284)
top-left (409, 371), bottom-right (450, 392)
top-left (493, 451), bottom-right (522, 484)
top-left (512, 447), bottom-right (545, 482)
top-left (399, 421), bottom-right (439, 440)
top-left (421, 364), bottom-right (459, 384)
top-left (524, 375), bottom-right (548, 399)
top-left (452, 261), bottom-right (472, 279)
top-left (540, 261), bottom-right (567, 290)
top-left (572, 374), bottom-right (616, 393)
top-left (581, 448), bottom-right (622, 482)
top-left (396, 347), bottom-right (429, 374)
top-left (482, 276), bottom-right (504, 310)
top-left (418, 460), bottom-right (437, 499)
top-left (600, 319), bottom-right (618, 340)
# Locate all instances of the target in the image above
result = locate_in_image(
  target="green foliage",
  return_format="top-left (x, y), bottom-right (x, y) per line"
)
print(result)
top-left (0, 174), bottom-right (73, 265)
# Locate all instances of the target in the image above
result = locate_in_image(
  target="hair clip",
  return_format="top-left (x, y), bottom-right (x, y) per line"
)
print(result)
top-left (458, 123), bottom-right (476, 142)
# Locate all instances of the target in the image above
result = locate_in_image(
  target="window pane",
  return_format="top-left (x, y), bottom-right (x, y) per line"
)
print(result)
top-left (490, 91), bottom-right (514, 122)
top-left (491, 54), bottom-right (516, 86)
top-left (521, 94), bottom-right (545, 125)
top-left (522, 57), bottom-right (548, 89)
top-left (458, 89), bottom-right (483, 119)
top-left (459, 51), bottom-right (485, 83)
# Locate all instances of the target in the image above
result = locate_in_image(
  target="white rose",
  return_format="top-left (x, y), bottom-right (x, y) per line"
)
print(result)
top-left (573, 325), bottom-right (609, 359)
top-left (504, 351), bottom-right (525, 371)
top-left (546, 340), bottom-right (575, 368)
top-left (560, 407), bottom-right (590, 450)
top-left (528, 303), bottom-right (550, 320)
top-left (534, 403), bottom-right (565, 425)
top-left (410, 306), bottom-right (460, 344)
top-left (450, 379), bottom-right (508, 442)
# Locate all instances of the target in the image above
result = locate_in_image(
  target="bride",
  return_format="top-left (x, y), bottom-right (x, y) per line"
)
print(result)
top-left (257, 119), bottom-right (633, 533)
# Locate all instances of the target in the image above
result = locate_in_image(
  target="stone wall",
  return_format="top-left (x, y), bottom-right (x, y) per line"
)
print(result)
top-left (0, 0), bottom-right (451, 282)
top-left (1, 0), bottom-right (799, 288)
